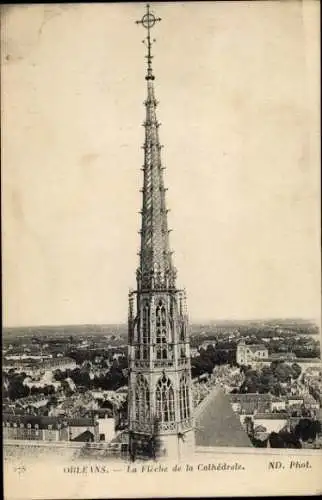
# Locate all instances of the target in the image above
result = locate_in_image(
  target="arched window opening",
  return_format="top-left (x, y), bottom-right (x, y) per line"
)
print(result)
top-left (136, 319), bottom-right (141, 344)
top-left (179, 374), bottom-right (190, 420)
top-left (161, 306), bottom-right (166, 326)
top-left (142, 303), bottom-right (150, 344)
top-left (135, 374), bottom-right (150, 422)
top-left (155, 344), bottom-right (172, 360)
top-left (156, 301), bottom-right (167, 344)
top-left (156, 375), bottom-right (175, 422)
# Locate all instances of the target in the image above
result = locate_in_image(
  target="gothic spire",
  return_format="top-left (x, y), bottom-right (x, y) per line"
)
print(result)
top-left (136, 5), bottom-right (176, 291)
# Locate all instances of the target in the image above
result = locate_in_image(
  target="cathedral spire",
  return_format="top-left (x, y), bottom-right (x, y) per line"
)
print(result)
top-left (136, 5), bottom-right (176, 291)
top-left (128, 5), bottom-right (195, 461)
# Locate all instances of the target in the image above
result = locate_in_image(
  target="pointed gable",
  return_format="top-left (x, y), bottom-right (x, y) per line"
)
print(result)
top-left (195, 387), bottom-right (252, 447)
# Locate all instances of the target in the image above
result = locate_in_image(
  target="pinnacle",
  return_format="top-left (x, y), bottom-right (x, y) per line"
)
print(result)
top-left (138, 78), bottom-right (174, 288)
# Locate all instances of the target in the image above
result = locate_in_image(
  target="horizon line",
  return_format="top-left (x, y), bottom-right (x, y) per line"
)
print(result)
top-left (3, 317), bottom-right (320, 330)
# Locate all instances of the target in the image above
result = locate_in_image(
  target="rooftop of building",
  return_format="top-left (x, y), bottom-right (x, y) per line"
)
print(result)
top-left (254, 413), bottom-right (288, 420)
top-left (195, 387), bottom-right (252, 448)
top-left (71, 430), bottom-right (95, 442)
top-left (294, 358), bottom-right (321, 363)
top-left (3, 414), bottom-right (68, 429)
top-left (3, 413), bottom-right (96, 428)
top-left (229, 393), bottom-right (276, 401)
top-left (247, 344), bottom-right (268, 352)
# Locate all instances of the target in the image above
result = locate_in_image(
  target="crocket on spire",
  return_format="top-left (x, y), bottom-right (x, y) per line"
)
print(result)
top-left (136, 4), bottom-right (176, 291)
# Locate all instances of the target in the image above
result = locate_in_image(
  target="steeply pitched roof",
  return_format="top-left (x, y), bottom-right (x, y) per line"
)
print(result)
top-left (71, 430), bottom-right (94, 442)
top-left (195, 387), bottom-right (252, 447)
top-left (247, 344), bottom-right (267, 352)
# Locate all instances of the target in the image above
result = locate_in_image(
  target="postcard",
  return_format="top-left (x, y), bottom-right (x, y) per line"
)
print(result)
top-left (2, 2), bottom-right (321, 498)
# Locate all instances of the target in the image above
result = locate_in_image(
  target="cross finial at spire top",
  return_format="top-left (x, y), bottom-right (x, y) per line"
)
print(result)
top-left (135, 4), bottom-right (162, 80)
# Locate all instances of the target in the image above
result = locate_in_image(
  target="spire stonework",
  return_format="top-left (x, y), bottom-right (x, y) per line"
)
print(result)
top-left (128, 4), bottom-right (195, 461)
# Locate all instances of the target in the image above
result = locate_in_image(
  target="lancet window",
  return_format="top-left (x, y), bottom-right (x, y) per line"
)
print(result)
top-left (179, 374), bottom-right (190, 420)
top-left (155, 375), bottom-right (175, 423)
top-left (180, 322), bottom-right (185, 341)
top-left (135, 374), bottom-right (150, 422)
top-left (156, 299), bottom-right (167, 340)
top-left (142, 302), bottom-right (150, 343)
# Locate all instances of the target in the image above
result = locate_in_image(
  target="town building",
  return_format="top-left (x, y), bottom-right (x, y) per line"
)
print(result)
top-left (190, 347), bottom-right (200, 358)
top-left (229, 393), bottom-right (289, 416)
top-left (252, 413), bottom-right (288, 433)
top-left (3, 414), bottom-right (69, 441)
top-left (200, 341), bottom-right (217, 351)
top-left (3, 414), bottom-right (99, 442)
top-left (236, 339), bottom-right (269, 366)
top-left (41, 356), bottom-right (76, 371)
top-left (68, 417), bottom-right (99, 442)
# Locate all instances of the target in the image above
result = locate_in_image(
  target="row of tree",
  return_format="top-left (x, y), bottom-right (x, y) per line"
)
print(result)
top-left (53, 366), bottom-right (127, 392)
top-left (238, 362), bottom-right (302, 395)
top-left (191, 344), bottom-right (237, 378)
top-left (248, 418), bottom-right (321, 448)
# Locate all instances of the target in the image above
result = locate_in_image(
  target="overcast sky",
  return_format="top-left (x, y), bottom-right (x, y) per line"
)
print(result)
top-left (2, 2), bottom-right (320, 327)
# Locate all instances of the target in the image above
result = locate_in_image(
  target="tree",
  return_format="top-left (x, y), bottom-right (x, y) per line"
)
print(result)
top-left (295, 419), bottom-right (322, 442)
top-left (244, 416), bottom-right (254, 437)
top-left (278, 430), bottom-right (302, 448)
top-left (272, 362), bottom-right (293, 383)
top-left (8, 376), bottom-right (29, 400)
top-left (290, 363), bottom-right (301, 379)
top-left (43, 385), bottom-right (55, 396)
top-left (269, 432), bottom-right (286, 448)
top-left (53, 369), bottom-right (66, 381)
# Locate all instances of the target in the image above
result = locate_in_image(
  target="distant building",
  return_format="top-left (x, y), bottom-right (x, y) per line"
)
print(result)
top-left (3, 414), bottom-right (69, 441)
top-left (229, 393), bottom-right (281, 415)
top-left (236, 340), bottom-right (268, 366)
top-left (252, 413), bottom-right (288, 433)
top-left (302, 395), bottom-right (320, 412)
top-left (190, 347), bottom-right (200, 358)
top-left (96, 415), bottom-right (116, 443)
top-left (271, 398), bottom-right (287, 412)
top-left (3, 356), bottom-right (76, 376)
top-left (68, 417), bottom-right (99, 442)
top-left (287, 396), bottom-right (304, 408)
top-left (41, 357), bottom-right (76, 372)
top-left (3, 414), bottom-right (99, 442)
top-left (5, 354), bottom-right (53, 361)
top-left (200, 341), bottom-right (217, 351)
top-left (269, 352), bottom-right (296, 362)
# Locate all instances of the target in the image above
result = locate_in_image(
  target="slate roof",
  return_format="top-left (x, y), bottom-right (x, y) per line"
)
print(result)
top-left (3, 414), bottom-right (97, 429)
top-left (68, 418), bottom-right (96, 427)
top-left (195, 387), bottom-right (252, 447)
top-left (71, 430), bottom-right (95, 442)
top-left (254, 413), bottom-right (288, 420)
top-left (247, 344), bottom-right (267, 352)
top-left (3, 413), bottom-right (68, 429)
top-left (230, 393), bottom-right (273, 402)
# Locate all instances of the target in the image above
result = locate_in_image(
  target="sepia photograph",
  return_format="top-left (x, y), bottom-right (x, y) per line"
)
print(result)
top-left (1, 1), bottom-right (321, 498)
